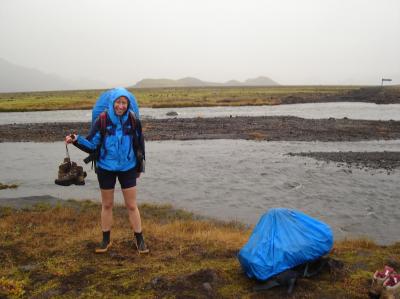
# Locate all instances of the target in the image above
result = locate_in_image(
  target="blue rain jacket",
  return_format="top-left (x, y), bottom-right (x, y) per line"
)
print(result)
top-left (238, 208), bottom-right (333, 281)
top-left (76, 88), bottom-right (140, 172)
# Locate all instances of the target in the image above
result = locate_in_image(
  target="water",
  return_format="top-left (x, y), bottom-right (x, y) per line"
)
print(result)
top-left (1, 102), bottom-right (400, 125)
top-left (1, 140), bottom-right (399, 245)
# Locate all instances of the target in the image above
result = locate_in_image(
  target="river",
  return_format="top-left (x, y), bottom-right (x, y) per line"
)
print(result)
top-left (1, 140), bottom-right (399, 245)
top-left (1, 102), bottom-right (400, 125)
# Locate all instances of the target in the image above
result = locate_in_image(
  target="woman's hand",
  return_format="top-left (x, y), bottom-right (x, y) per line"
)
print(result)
top-left (65, 134), bottom-right (78, 144)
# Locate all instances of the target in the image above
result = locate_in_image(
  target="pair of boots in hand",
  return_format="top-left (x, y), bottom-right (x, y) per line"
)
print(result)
top-left (55, 157), bottom-right (87, 186)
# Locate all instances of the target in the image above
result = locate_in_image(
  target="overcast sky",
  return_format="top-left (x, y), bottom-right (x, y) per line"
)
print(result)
top-left (1, 0), bottom-right (399, 86)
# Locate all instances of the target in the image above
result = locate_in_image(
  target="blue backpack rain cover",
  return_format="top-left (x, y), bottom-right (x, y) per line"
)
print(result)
top-left (238, 208), bottom-right (333, 281)
top-left (91, 87), bottom-right (139, 126)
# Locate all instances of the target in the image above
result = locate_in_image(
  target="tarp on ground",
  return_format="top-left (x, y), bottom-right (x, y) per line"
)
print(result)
top-left (238, 208), bottom-right (333, 281)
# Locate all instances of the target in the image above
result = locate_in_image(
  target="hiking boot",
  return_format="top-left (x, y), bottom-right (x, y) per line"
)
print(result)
top-left (55, 157), bottom-right (73, 186)
top-left (55, 161), bottom-right (86, 186)
top-left (58, 157), bottom-right (72, 173)
top-left (135, 238), bottom-right (149, 254)
top-left (369, 266), bottom-right (395, 298)
top-left (95, 240), bottom-right (112, 253)
top-left (55, 171), bottom-right (77, 186)
top-left (74, 166), bottom-right (87, 185)
top-left (381, 274), bottom-right (400, 299)
top-left (75, 175), bottom-right (86, 185)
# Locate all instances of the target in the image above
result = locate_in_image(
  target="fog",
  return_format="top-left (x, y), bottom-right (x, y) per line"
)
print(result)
top-left (1, 0), bottom-right (399, 86)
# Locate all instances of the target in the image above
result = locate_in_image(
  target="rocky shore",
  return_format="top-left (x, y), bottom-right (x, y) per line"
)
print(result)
top-left (1, 116), bottom-right (400, 143)
top-left (288, 151), bottom-right (400, 173)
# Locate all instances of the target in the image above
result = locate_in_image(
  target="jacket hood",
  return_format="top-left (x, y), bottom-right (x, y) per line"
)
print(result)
top-left (107, 87), bottom-right (135, 124)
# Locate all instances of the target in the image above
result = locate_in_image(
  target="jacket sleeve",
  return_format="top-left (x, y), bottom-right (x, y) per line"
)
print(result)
top-left (74, 119), bottom-right (102, 152)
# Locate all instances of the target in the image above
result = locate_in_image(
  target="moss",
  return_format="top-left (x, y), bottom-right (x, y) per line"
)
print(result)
top-left (0, 200), bottom-right (398, 298)
top-left (0, 277), bottom-right (26, 298)
top-left (0, 206), bottom-right (14, 217)
top-left (349, 270), bottom-right (373, 281)
top-left (30, 202), bottom-right (53, 211)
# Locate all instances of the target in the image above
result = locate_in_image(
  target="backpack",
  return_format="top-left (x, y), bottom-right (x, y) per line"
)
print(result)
top-left (238, 208), bottom-right (333, 282)
top-left (252, 256), bottom-right (344, 295)
top-left (91, 89), bottom-right (114, 125)
top-left (81, 88), bottom-right (145, 173)
top-left (91, 88), bottom-right (140, 127)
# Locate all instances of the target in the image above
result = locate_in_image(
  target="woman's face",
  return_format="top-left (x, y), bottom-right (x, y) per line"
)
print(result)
top-left (114, 96), bottom-right (129, 116)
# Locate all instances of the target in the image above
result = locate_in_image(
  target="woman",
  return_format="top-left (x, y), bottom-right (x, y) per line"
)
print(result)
top-left (65, 88), bottom-right (149, 254)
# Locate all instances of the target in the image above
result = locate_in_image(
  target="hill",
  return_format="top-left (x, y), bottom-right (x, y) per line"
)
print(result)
top-left (0, 58), bottom-right (106, 92)
top-left (244, 76), bottom-right (279, 86)
top-left (133, 76), bottom-right (279, 88)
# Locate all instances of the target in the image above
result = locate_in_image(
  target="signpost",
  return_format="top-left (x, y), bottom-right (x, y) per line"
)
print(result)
top-left (381, 78), bottom-right (392, 87)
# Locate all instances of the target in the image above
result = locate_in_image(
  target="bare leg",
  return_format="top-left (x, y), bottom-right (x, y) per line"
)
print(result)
top-left (100, 189), bottom-right (114, 231)
top-left (122, 186), bottom-right (142, 233)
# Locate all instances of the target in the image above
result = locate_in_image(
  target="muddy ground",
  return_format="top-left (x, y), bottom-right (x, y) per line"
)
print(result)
top-left (1, 115), bottom-right (400, 171)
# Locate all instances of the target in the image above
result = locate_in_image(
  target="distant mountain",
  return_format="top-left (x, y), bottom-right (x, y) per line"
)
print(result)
top-left (133, 76), bottom-right (279, 88)
top-left (0, 58), bottom-right (106, 92)
top-left (177, 77), bottom-right (217, 87)
top-left (225, 80), bottom-right (243, 86)
top-left (244, 76), bottom-right (279, 86)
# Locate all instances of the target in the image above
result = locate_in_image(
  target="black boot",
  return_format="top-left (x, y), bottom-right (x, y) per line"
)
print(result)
top-left (134, 232), bottom-right (149, 254)
top-left (95, 231), bottom-right (112, 253)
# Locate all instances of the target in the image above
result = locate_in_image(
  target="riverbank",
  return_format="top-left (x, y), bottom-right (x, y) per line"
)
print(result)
top-left (2, 116), bottom-right (400, 143)
top-left (0, 199), bottom-right (399, 298)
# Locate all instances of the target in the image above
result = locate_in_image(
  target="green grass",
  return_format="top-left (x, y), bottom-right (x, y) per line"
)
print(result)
top-left (0, 86), bottom-right (361, 112)
top-left (0, 200), bottom-right (399, 298)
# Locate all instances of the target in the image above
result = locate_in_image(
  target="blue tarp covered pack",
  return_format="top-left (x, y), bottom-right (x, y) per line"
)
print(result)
top-left (238, 208), bottom-right (333, 281)
top-left (91, 87), bottom-right (139, 126)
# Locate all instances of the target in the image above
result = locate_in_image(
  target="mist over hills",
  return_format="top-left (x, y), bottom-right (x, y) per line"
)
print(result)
top-left (133, 76), bottom-right (279, 88)
top-left (0, 58), bottom-right (106, 92)
top-left (0, 58), bottom-right (279, 92)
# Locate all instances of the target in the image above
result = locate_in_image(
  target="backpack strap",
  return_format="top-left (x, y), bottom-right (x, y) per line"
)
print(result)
top-left (99, 111), bottom-right (107, 136)
top-left (128, 110), bottom-right (137, 130)
top-left (97, 111), bottom-right (109, 166)
top-left (128, 111), bottom-right (145, 173)
top-left (81, 111), bottom-right (109, 171)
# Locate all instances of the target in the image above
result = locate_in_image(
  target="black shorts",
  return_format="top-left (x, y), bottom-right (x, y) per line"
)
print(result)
top-left (96, 167), bottom-right (137, 190)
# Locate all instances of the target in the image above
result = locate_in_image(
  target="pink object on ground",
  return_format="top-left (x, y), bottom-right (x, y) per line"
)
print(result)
top-left (384, 274), bottom-right (400, 287)
top-left (375, 266), bottom-right (395, 279)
